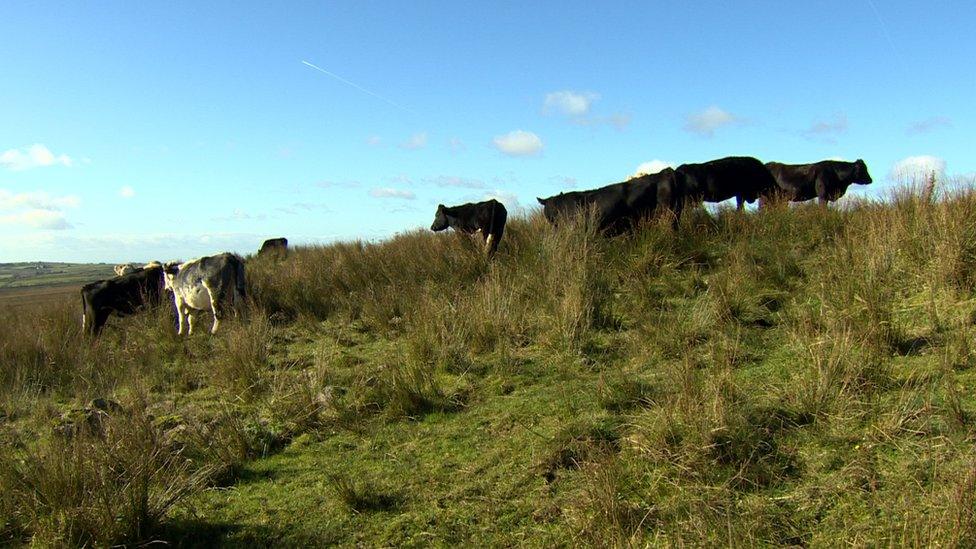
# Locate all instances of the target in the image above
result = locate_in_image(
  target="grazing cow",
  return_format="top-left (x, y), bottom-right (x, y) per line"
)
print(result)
top-left (258, 237), bottom-right (288, 256)
top-left (764, 159), bottom-right (873, 204)
top-left (114, 263), bottom-right (139, 276)
top-left (81, 265), bottom-right (165, 336)
top-left (163, 253), bottom-right (246, 335)
top-left (537, 168), bottom-right (681, 234)
top-left (430, 199), bottom-right (508, 256)
top-left (675, 156), bottom-right (778, 210)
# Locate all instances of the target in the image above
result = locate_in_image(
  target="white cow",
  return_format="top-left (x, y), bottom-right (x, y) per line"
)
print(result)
top-left (162, 253), bottom-right (246, 335)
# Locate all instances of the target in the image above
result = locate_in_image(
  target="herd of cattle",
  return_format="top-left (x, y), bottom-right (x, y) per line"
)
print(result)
top-left (80, 156), bottom-right (871, 337)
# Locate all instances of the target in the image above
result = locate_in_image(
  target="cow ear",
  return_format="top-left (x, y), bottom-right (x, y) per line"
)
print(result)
top-left (536, 197), bottom-right (545, 205)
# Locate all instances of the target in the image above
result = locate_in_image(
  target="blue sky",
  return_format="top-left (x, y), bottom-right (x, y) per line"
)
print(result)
top-left (2, 1), bottom-right (973, 263)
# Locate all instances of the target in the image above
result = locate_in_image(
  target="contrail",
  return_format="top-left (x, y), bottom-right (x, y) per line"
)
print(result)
top-left (864, 0), bottom-right (898, 57)
top-left (302, 60), bottom-right (413, 113)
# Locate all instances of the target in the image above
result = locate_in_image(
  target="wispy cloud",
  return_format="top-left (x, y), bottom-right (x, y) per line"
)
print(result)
top-left (907, 116), bottom-right (952, 135)
top-left (1, 144), bottom-right (74, 171)
top-left (276, 202), bottom-right (332, 215)
top-left (482, 189), bottom-right (521, 210)
top-left (0, 209), bottom-right (71, 230)
top-left (493, 130), bottom-right (543, 157)
top-left (0, 189), bottom-right (80, 211)
top-left (211, 209), bottom-right (268, 222)
top-left (802, 113), bottom-right (848, 142)
top-left (119, 186), bottom-right (136, 199)
top-left (302, 60), bottom-right (413, 113)
top-left (424, 175), bottom-right (486, 189)
top-left (369, 187), bottom-right (416, 200)
top-left (683, 106), bottom-right (741, 138)
top-left (448, 137), bottom-right (465, 154)
top-left (0, 190), bottom-right (78, 230)
top-left (633, 160), bottom-right (675, 177)
top-left (366, 135), bottom-right (383, 146)
top-left (399, 132), bottom-right (428, 150)
top-left (889, 155), bottom-right (947, 182)
top-left (543, 90), bottom-right (599, 116)
top-left (315, 180), bottom-right (361, 189)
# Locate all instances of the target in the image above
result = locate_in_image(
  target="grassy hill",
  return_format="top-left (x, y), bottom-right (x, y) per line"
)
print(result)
top-left (3, 187), bottom-right (976, 546)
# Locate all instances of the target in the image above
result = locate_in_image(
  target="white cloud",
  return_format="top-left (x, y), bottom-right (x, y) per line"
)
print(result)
top-left (0, 144), bottom-right (74, 171)
top-left (399, 132), bottom-right (428, 150)
top-left (633, 160), bottom-right (675, 177)
top-left (0, 209), bottom-right (72, 230)
top-left (119, 186), bottom-right (136, 198)
top-left (0, 189), bottom-right (80, 211)
top-left (907, 116), bottom-right (952, 135)
top-left (889, 155), bottom-right (947, 182)
top-left (369, 187), bottom-right (416, 200)
top-left (366, 135), bottom-right (382, 146)
top-left (683, 106), bottom-right (740, 137)
top-left (543, 91), bottom-right (599, 117)
top-left (493, 130), bottom-right (543, 157)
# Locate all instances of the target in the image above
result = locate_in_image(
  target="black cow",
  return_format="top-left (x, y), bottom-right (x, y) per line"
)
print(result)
top-left (430, 199), bottom-right (508, 256)
top-left (81, 265), bottom-right (165, 336)
top-left (764, 159), bottom-right (873, 204)
top-left (537, 168), bottom-right (681, 234)
top-left (258, 237), bottom-right (288, 256)
top-left (675, 156), bottom-right (778, 210)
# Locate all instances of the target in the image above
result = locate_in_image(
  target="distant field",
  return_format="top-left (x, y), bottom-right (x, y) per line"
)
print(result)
top-left (0, 262), bottom-right (114, 289)
top-left (0, 284), bottom-right (82, 308)
top-left (0, 262), bottom-right (115, 308)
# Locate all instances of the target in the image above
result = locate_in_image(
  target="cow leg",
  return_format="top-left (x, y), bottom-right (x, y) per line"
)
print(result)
top-left (735, 195), bottom-right (745, 211)
top-left (204, 283), bottom-right (221, 334)
top-left (484, 233), bottom-right (495, 257)
top-left (186, 310), bottom-right (195, 335)
top-left (175, 297), bottom-right (188, 335)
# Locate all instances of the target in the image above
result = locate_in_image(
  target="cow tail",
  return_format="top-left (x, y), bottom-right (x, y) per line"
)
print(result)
top-left (81, 291), bottom-right (88, 333)
top-left (235, 256), bottom-right (247, 301)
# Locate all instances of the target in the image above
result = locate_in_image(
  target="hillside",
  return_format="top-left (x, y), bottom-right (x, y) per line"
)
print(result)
top-left (3, 188), bottom-right (976, 546)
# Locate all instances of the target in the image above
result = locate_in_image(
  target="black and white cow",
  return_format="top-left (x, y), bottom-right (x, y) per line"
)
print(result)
top-left (764, 159), bottom-right (873, 204)
top-left (258, 237), bottom-right (288, 256)
top-left (430, 199), bottom-right (508, 256)
top-left (537, 167), bottom-right (681, 234)
top-left (163, 253), bottom-right (246, 335)
top-left (675, 156), bottom-right (779, 210)
top-left (81, 264), bottom-right (166, 336)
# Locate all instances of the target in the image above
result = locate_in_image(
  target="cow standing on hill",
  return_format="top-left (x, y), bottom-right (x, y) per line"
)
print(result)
top-left (537, 167), bottom-right (682, 234)
top-left (81, 264), bottom-right (166, 336)
top-left (258, 237), bottom-right (288, 256)
top-left (764, 159), bottom-right (873, 205)
top-left (430, 199), bottom-right (508, 257)
top-left (675, 156), bottom-right (778, 210)
top-left (163, 253), bottom-right (247, 335)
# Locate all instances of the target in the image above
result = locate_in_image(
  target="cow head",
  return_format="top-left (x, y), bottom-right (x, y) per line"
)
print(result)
top-left (162, 261), bottom-right (182, 291)
top-left (853, 159), bottom-right (873, 185)
top-left (430, 204), bottom-right (450, 232)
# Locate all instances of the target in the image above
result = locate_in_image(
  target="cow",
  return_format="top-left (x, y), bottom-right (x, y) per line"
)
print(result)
top-left (163, 253), bottom-right (246, 335)
top-left (430, 199), bottom-right (508, 257)
top-left (675, 156), bottom-right (778, 210)
top-left (258, 237), bottom-right (288, 256)
top-left (537, 168), bottom-right (681, 234)
top-left (763, 159), bottom-right (873, 205)
top-left (81, 264), bottom-right (165, 336)
top-left (114, 263), bottom-right (139, 276)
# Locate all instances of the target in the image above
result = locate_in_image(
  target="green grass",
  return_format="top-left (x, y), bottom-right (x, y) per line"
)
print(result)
top-left (4, 184), bottom-right (976, 546)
